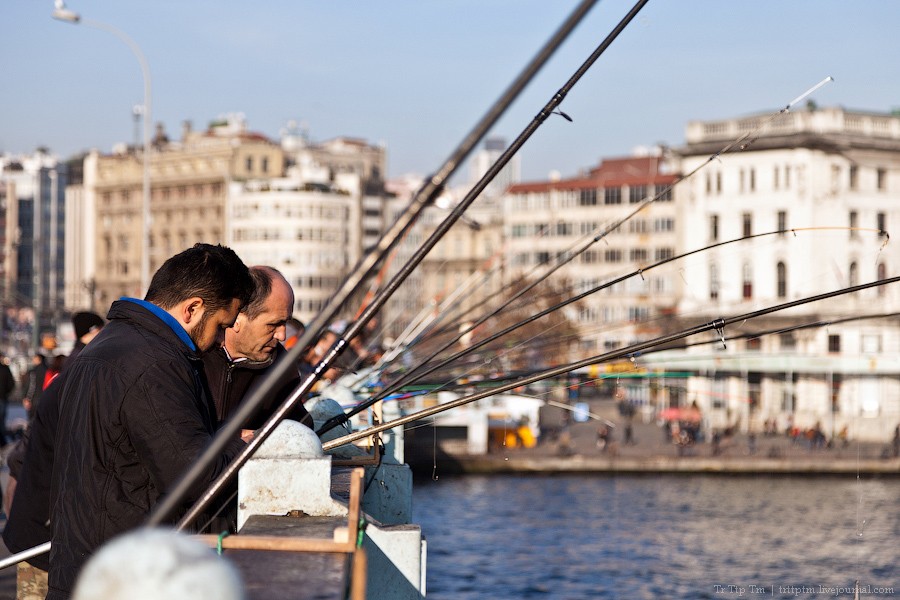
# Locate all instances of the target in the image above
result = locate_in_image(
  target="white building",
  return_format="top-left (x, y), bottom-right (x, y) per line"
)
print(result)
top-left (503, 152), bottom-right (681, 358)
top-left (228, 178), bottom-right (360, 325)
top-left (648, 106), bottom-right (900, 443)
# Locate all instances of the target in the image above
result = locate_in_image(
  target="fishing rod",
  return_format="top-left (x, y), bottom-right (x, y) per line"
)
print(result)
top-left (324, 225), bottom-right (879, 431)
top-left (322, 78), bottom-right (838, 433)
top-left (304, 0), bottom-right (653, 437)
top-left (322, 274), bottom-right (900, 451)
top-left (147, 0), bottom-right (622, 531)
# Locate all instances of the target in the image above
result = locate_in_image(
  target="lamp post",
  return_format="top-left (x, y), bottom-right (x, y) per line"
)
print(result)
top-left (53, 1), bottom-right (152, 295)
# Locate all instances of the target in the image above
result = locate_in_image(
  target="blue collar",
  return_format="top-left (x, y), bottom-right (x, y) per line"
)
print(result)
top-left (120, 297), bottom-right (197, 351)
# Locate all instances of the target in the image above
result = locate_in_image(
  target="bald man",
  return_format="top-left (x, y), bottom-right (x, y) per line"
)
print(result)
top-left (203, 265), bottom-right (311, 432)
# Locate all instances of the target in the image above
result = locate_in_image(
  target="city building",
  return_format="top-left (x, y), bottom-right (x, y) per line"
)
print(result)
top-left (503, 150), bottom-right (680, 360)
top-left (647, 106), bottom-right (900, 442)
top-left (85, 114), bottom-right (284, 310)
top-left (0, 151), bottom-right (67, 351)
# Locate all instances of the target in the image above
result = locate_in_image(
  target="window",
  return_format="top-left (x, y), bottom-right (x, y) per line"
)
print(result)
top-left (749, 168), bottom-right (756, 192)
top-left (629, 185), bottom-right (647, 204)
top-left (245, 156), bottom-right (253, 171)
top-left (746, 338), bottom-right (761, 351)
top-left (831, 374), bottom-right (842, 413)
top-left (849, 211), bottom-right (858, 237)
top-left (630, 249), bottom-right (649, 262)
top-left (629, 220), bottom-right (650, 234)
top-left (742, 212), bottom-right (752, 237)
top-left (877, 168), bottom-right (887, 191)
top-left (877, 212), bottom-right (886, 233)
top-left (604, 249), bottom-right (623, 263)
top-left (556, 221), bottom-right (572, 236)
top-left (748, 372), bottom-right (762, 410)
top-left (709, 263), bottom-right (719, 300)
top-left (773, 166), bottom-right (780, 190)
top-left (709, 214), bottom-right (719, 241)
top-left (654, 184), bottom-right (672, 202)
top-left (849, 165), bottom-right (858, 190)
top-left (715, 172), bottom-right (722, 194)
top-left (604, 187), bottom-right (622, 205)
top-left (877, 262), bottom-right (887, 296)
top-left (579, 189), bottom-right (597, 206)
top-left (849, 261), bottom-right (858, 287)
top-left (742, 263), bottom-right (753, 299)
top-left (262, 157), bottom-right (269, 173)
top-left (776, 261), bottom-right (787, 298)
top-left (828, 334), bottom-right (841, 353)
top-left (784, 166), bottom-right (791, 188)
top-left (655, 248), bottom-right (674, 261)
top-left (777, 210), bottom-right (787, 235)
top-left (780, 332), bottom-right (796, 350)
top-left (654, 218), bottom-right (674, 232)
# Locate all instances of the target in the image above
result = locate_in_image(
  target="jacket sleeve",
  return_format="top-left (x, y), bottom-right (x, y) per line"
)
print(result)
top-left (122, 357), bottom-right (246, 502)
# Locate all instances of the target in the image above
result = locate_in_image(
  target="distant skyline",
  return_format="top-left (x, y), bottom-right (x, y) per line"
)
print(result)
top-left (3, 1), bottom-right (900, 182)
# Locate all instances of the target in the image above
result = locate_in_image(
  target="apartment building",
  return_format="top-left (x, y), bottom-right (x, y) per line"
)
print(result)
top-left (86, 114), bottom-right (283, 309)
top-left (503, 152), bottom-right (680, 358)
top-left (650, 106), bottom-right (900, 442)
top-left (0, 151), bottom-right (67, 349)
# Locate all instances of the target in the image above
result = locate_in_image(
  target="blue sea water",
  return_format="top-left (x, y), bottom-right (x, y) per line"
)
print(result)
top-left (412, 475), bottom-right (898, 599)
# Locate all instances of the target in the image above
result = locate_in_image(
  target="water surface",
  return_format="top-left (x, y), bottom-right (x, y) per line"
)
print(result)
top-left (412, 475), bottom-right (898, 599)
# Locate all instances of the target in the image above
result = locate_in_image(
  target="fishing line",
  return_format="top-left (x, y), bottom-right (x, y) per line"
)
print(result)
top-left (368, 71), bottom-right (840, 410)
top-left (344, 226), bottom-right (876, 422)
top-left (151, 0), bottom-right (610, 530)
top-left (314, 0), bottom-right (654, 439)
top-left (323, 274), bottom-right (900, 451)
top-left (466, 75), bottom-right (836, 326)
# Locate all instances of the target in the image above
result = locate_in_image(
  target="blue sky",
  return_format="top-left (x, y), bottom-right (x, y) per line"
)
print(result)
top-left (3, 1), bottom-right (900, 182)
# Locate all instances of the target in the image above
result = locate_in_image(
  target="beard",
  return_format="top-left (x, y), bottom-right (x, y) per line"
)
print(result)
top-left (189, 310), bottom-right (217, 353)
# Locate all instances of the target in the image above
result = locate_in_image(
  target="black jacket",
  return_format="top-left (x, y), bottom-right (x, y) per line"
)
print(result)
top-left (47, 299), bottom-right (246, 598)
top-left (203, 343), bottom-right (312, 430)
top-left (0, 361), bottom-right (14, 401)
top-left (2, 374), bottom-right (64, 571)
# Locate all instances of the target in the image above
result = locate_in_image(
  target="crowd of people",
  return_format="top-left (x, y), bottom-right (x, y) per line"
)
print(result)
top-left (0, 243), bottom-right (375, 599)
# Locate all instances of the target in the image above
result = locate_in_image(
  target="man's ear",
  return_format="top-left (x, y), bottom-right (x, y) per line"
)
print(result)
top-left (231, 312), bottom-right (246, 333)
top-left (181, 297), bottom-right (205, 325)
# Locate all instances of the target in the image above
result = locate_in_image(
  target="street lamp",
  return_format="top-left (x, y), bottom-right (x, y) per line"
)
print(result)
top-left (53, 0), bottom-right (152, 296)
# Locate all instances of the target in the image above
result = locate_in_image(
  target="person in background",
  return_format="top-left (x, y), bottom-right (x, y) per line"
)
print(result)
top-left (42, 355), bottom-right (66, 391)
top-left (3, 312), bottom-right (106, 572)
top-left (283, 317), bottom-right (306, 351)
top-left (47, 243), bottom-right (255, 600)
top-left (20, 354), bottom-right (47, 420)
top-left (67, 311), bottom-right (105, 368)
top-left (0, 352), bottom-right (15, 446)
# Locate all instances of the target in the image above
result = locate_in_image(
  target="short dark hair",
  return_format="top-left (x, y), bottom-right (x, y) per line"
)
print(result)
top-left (145, 243), bottom-right (254, 312)
top-left (243, 266), bottom-right (284, 319)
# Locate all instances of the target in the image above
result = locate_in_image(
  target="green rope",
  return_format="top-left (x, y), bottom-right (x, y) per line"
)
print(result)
top-left (217, 530), bottom-right (230, 555)
top-left (356, 517), bottom-right (368, 548)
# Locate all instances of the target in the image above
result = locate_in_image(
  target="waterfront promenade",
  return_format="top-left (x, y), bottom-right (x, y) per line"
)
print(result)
top-left (419, 401), bottom-right (900, 476)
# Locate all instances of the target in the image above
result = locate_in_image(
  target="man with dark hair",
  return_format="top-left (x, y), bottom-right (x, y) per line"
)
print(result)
top-left (204, 266), bottom-right (311, 432)
top-left (47, 244), bottom-right (255, 599)
top-left (67, 311), bottom-right (105, 368)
